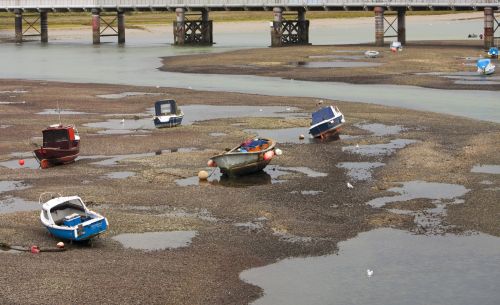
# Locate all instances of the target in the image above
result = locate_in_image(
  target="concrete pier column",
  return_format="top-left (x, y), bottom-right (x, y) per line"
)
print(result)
top-left (201, 9), bottom-right (213, 45)
top-left (484, 7), bottom-right (494, 49)
top-left (92, 9), bottom-right (100, 45)
top-left (117, 10), bottom-right (125, 44)
top-left (397, 9), bottom-right (406, 44)
top-left (14, 9), bottom-right (22, 43)
top-left (374, 7), bottom-right (384, 46)
top-left (271, 7), bottom-right (283, 47)
top-left (174, 8), bottom-right (185, 45)
top-left (40, 11), bottom-right (48, 43)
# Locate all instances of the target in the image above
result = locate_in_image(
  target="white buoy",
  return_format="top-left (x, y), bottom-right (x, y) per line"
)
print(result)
top-left (198, 170), bottom-right (209, 180)
top-left (274, 148), bottom-right (283, 156)
top-left (356, 144), bottom-right (359, 148)
top-left (56, 242), bottom-right (65, 249)
top-left (299, 134), bottom-right (305, 140)
top-left (347, 182), bottom-right (354, 189)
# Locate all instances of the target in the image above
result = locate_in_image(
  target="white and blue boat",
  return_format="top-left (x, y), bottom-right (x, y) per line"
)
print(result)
top-left (309, 106), bottom-right (345, 139)
top-left (40, 195), bottom-right (108, 241)
top-left (488, 47), bottom-right (498, 58)
top-left (477, 58), bottom-right (495, 75)
top-left (153, 99), bottom-right (184, 128)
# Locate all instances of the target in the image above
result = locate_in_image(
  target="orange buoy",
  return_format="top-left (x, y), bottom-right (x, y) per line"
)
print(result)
top-left (40, 159), bottom-right (50, 169)
top-left (56, 242), bottom-right (65, 249)
top-left (18, 159), bottom-right (25, 166)
top-left (263, 150), bottom-right (274, 161)
top-left (207, 160), bottom-right (216, 167)
top-left (198, 170), bottom-right (209, 180)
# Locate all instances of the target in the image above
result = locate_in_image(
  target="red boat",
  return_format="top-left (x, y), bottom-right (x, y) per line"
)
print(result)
top-left (33, 124), bottom-right (80, 169)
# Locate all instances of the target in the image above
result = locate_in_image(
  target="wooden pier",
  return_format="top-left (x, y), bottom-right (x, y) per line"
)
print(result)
top-left (1, 1), bottom-right (499, 49)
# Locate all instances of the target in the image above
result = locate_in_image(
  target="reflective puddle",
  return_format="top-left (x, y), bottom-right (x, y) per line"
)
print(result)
top-left (418, 71), bottom-right (500, 85)
top-left (0, 196), bottom-right (40, 214)
top-left (176, 165), bottom-right (327, 187)
top-left (36, 109), bottom-right (90, 115)
top-left (240, 228), bottom-right (500, 305)
top-left (112, 231), bottom-right (197, 251)
top-left (309, 55), bottom-right (365, 60)
top-left (292, 61), bottom-right (382, 68)
top-left (342, 139), bottom-right (417, 157)
top-left (97, 92), bottom-right (161, 99)
top-left (102, 171), bottom-right (136, 179)
top-left (0, 124), bottom-right (11, 128)
top-left (366, 181), bottom-right (469, 208)
top-left (245, 127), bottom-right (354, 144)
top-left (471, 164), bottom-right (500, 174)
top-left (84, 119), bottom-right (154, 134)
top-left (355, 123), bottom-right (406, 136)
top-left (0, 158), bottom-right (39, 169)
top-left (290, 190), bottom-right (323, 196)
top-left (0, 180), bottom-right (30, 193)
top-left (209, 132), bottom-right (227, 137)
top-left (337, 162), bottom-right (385, 181)
top-left (84, 148), bottom-right (198, 166)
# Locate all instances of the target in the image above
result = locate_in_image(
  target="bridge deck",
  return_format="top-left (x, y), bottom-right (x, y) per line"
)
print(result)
top-left (1, 1), bottom-right (499, 12)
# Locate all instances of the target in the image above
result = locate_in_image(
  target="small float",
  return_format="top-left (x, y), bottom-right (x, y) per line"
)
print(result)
top-left (40, 194), bottom-right (108, 241)
top-left (364, 50), bottom-right (380, 58)
top-left (487, 47), bottom-right (498, 58)
top-left (209, 138), bottom-right (277, 177)
top-left (33, 124), bottom-right (80, 169)
top-left (309, 105), bottom-right (345, 139)
top-left (153, 99), bottom-right (184, 128)
top-left (477, 58), bottom-right (495, 75)
top-left (390, 41), bottom-right (403, 52)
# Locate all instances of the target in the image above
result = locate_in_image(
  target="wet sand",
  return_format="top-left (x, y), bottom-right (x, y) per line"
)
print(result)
top-left (0, 75), bottom-right (499, 304)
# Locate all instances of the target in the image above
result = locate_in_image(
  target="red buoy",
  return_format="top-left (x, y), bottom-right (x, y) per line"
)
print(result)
top-left (18, 159), bottom-right (25, 166)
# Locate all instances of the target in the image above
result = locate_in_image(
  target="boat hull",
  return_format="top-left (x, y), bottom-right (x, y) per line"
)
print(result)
top-left (153, 115), bottom-right (183, 128)
top-left (309, 115), bottom-right (344, 138)
top-left (34, 147), bottom-right (79, 168)
top-left (45, 218), bottom-right (108, 241)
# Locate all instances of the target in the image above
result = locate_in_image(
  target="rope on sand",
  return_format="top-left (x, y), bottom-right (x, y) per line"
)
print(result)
top-left (0, 241), bottom-right (66, 253)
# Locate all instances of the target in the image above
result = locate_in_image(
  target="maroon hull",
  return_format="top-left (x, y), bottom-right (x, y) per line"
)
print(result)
top-left (33, 124), bottom-right (80, 169)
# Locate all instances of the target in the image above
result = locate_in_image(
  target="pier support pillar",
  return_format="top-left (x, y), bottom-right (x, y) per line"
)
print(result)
top-left (40, 11), bottom-right (48, 43)
top-left (117, 10), bottom-right (125, 44)
top-left (374, 7), bottom-right (384, 46)
top-left (92, 9), bottom-right (100, 45)
top-left (14, 9), bottom-right (22, 43)
top-left (173, 8), bottom-right (212, 46)
top-left (484, 7), bottom-right (494, 49)
top-left (173, 8), bottom-right (186, 45)
top-left (271, 7), bottom-right (283, 47)
top-left (271, 8), bottom-right (309, 47)
top-left (397, 9), bottom-right (406, 44)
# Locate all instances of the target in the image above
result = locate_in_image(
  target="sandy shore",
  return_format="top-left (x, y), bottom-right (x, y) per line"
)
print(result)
top-left (0, 78), bottom-right (499, 304)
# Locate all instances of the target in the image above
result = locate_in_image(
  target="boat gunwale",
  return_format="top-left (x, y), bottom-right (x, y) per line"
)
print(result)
top-left (210, 138), bottom-right (276, 160)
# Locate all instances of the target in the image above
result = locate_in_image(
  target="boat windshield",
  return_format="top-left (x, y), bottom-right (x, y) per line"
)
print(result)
top-left (155, 100), bottom-right (178, 116)
top-left (43, 129), bottom-right (69, 145)
top-left (312, 107), bottom-right (334, 125)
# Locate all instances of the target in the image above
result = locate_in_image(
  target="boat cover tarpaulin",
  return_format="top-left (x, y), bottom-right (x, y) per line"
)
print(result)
top-left (154, 100), bottom-right (177, 116)
top-left (312, 107), bottom-right (335, 125)
top-left (477, 59), bottom-right (491, 69)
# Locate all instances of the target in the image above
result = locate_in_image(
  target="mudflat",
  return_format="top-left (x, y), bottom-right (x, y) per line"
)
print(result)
top-left (0, 71), bottom-right (498, 304)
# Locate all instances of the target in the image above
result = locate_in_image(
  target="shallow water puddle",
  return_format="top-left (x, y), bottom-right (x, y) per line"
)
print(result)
top-left (102, 171), bottom-right (135, 179)
top-left (85, 148), bottom-right (198, 166)
top-left (418, 71), bottom-right (500, 85)
top-left (0, 101), bottom-right (27, 105)
top-left (309, 55), bottom-right (365, 60)
top-left (0, 158), bottom-right (39, 169)
top-left (471, 164), bottom-right (500, 174)
top-left (366, 181), bottom-right (469, 208)
top-left (291, 190), bottom-right (323, 196)
top-left (0, 181), bottom-right (30, 193)
top-left (342, 139), bottom-right (417, 157)
top-left (209, 132), bottom-right (227, 137)
top-left (0, 124), bottom-right (11, 128)
top-left (176, 165), bottom-right (327, 187)
top-left (292, 61), bottom-right (381, 68)
top-left (113, 231), bottom-right (197, 251)
top-left (0, 196), bottom-right (39, 214)
top-left (37, 109), bottom-right (90, 115)
top-left (337, 162), bottom-right (385, 181)
top-left (355, 123), bottom-right (406, 136)
top-left (245, 127), bottom-right (354, 144)
top-left (84, 118), bottom-right (154, 134)
top-left (240, 228), bottom-right (500, 305)
top-left (96, 92), bottom-right (160, 99)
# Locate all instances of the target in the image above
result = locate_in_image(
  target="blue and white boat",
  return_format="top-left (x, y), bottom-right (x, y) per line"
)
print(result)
top-left (153, 99), bottom-right (184, 128)
top-left (309, 106), bottom-right (345, 139)
top-left (488, 47), bottom-right (498, 58)
top-left (40, 194), bottom-right (108, 241)
top-left (477, 58), bottom-right (495, 75)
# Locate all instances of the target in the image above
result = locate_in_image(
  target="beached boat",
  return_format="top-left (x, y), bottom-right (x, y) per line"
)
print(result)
top-left (33, 124), bottom-right (80, 169)
top-left (364, 50), bottom-right (380, 58)
top-left (40, 194), bottom-right (108, 241)
top-left (477, 58), bottom-right (495, 75)
top-left (488, 47), bottom-right (498, 58)
top-left (153, 99), bottom-right (184, 128)
top-left (309, 106), bottom-right (345, 139)
top-left (390, 41), bottom-right (403, 52)
top-left (209, 138), bottom-right (277, 176)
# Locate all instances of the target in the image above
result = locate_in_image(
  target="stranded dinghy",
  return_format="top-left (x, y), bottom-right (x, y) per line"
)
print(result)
top-left (33, 124), bottom-right (80, 169)
top-left (153, 99), bottom-right (184, 128)
top-left (309, 106), bottom-right (345, 139)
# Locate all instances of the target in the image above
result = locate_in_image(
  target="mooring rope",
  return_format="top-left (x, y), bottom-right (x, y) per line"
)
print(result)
top-left (0, 241), bottom-right (65, 253)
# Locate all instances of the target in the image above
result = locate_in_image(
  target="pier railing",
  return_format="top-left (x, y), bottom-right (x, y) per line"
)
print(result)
top-left (1, 0), bottom-right (499, 10)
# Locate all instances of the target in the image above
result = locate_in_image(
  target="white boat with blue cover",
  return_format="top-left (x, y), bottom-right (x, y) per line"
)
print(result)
top-left (488, 47), bottom-right (498, 58)
top-left (309, 106), bottom-right (345, 139)
top-left (477, 58), bottom-right (495, 75)
top-left (153, 99), bottom-right (184, 128)
top-left (40, 194), bottom-right (108, 241)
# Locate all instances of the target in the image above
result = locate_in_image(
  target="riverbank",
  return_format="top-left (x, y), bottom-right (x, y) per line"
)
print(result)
top-left (1, 79), bottom-right (499, 304)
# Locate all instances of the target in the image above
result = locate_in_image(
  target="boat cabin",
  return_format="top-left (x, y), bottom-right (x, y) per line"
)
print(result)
top-left (42, 124), bottom-right (79, 150)
top-left (154, 100), bottom-right (179, 116)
